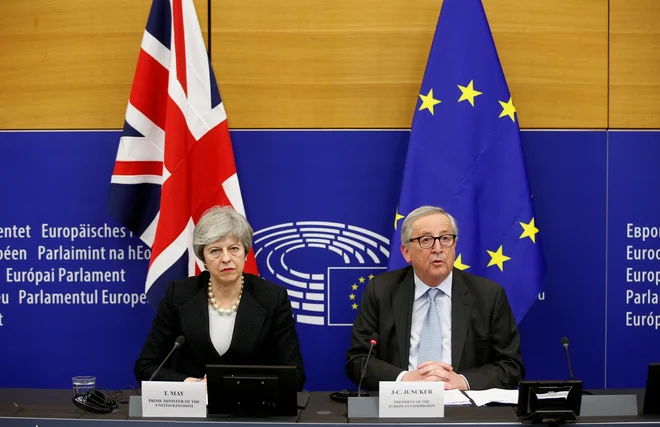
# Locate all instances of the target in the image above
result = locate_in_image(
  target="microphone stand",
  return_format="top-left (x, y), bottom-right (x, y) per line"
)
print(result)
top-left (357, 340), bottom-right (377, 397)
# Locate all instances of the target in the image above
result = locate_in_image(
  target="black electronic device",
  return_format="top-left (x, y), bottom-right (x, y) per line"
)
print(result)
top-left (206, 364), bottom-right (297, 417)
top-left (643, 363), bottom-right (660, 415)
top-left (517, 380), bottom-right (583, 424)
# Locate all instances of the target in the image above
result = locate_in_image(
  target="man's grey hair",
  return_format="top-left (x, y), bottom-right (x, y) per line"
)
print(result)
top-left (193, 206), bottom-right (253, 262)
top-left (400, 205), bottom-right (459, 246)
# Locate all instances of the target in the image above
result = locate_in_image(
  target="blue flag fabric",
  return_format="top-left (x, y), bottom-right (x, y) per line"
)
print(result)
top-left (327, 267), bottom-right (386, 326)
top-left (388, 0), bottom-right (545, 323)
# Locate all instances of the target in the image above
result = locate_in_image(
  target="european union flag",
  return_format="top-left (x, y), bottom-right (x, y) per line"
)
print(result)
top-left (388, 0), bottom-right (545, 323)
top-left (327, 267), bottom-right (385, 326)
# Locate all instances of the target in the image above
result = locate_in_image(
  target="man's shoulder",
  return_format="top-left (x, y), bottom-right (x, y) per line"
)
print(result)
top-left (371, 266), bottom-right (413, 290)
top-left (453, 268), bottom-right (505, 297)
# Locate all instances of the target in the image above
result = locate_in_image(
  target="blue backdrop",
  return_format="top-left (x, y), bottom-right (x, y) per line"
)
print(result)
top-left (0, 129), bottom-right (657, 391)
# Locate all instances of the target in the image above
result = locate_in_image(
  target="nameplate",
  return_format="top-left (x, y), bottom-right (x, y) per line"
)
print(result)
top-left (379, 381), bottom-right (444, 418)
top-left (141, 381), bottom-right (206, 418)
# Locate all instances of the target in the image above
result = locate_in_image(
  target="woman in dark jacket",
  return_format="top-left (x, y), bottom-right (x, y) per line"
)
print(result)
top-left (134, 206), bottom-right (306, 390)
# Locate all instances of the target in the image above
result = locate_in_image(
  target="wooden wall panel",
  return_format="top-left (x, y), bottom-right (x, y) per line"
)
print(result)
top-left (211, 0), bottom-right (608, 129)
top-left (0, 0), bottom-right (208, 130)
top-left (0, 0), bottom-right (617, 129)
top-left (610, 0), bottom-right (660, 128)
top-left (210, 0), bottom-right (438, 129)
top-left (483, 0), bottom-right (608, 129)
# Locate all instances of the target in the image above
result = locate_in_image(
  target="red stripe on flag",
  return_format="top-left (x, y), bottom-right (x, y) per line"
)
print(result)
top-left (130, 50), bottom-right (169, 130)
top-left (162, 97), bottom-right (190, 169)
top-left (172, 0), bottom-right (187, 95)
top-left (149, 100), bottom-right (195, 265)
top-left (188, 120), bottom-right (237, 211)
top-left (113, 161), bottom-right (163, 176)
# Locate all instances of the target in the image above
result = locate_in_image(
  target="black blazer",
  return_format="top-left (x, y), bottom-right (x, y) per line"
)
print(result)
top-left (345, 266), bottom-right (524, 390)
top-left (134, 272), bottom-right (306, 390)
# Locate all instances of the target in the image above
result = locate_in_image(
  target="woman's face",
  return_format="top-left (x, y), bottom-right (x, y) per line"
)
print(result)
top-left (203, 236), bottom-right (246, 286)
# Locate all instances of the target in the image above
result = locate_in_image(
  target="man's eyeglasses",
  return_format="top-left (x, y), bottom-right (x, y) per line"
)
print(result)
top-left (409, 234), bottom-right (457, 249)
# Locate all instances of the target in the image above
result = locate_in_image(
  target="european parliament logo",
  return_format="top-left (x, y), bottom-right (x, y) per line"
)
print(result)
top-left (253, 221), bottom-right (389, 326)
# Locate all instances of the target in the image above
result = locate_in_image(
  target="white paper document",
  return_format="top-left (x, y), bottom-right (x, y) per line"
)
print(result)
top-left (444, 389), bottom-right (472, 406)
top-left (536, 390), bottom-right (569, 400)
top-left (464, 388), bottom-right (519, 407)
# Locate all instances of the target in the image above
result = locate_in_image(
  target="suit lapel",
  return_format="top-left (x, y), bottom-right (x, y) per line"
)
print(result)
top-left (226, 276), bottom-right (267, 356)
top-left (392, 268), bottom-right (415, 369)
top-left (179, 272), bottom-right (222, 362)
top-left (451, 269), bottom-right (472, 368)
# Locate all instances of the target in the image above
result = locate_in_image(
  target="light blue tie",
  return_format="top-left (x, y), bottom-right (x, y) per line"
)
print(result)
top-left (417, 288), bottom-right (442, 365)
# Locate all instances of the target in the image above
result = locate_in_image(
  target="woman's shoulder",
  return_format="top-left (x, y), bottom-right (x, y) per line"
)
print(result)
top-left (165, 273), bottom-right (207, 303)
top-left (244, 273), bottom-right (283, 290)
top-left (243, 274), bottom-right (286, 300)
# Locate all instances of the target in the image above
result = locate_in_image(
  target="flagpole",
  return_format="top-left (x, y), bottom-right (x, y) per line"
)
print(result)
top-left (207, 0), bottom-right (212, 60)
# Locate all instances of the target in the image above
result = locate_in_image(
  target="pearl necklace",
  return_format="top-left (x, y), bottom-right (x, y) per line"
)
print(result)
top-left (208, 275), bottom-right (243, 316)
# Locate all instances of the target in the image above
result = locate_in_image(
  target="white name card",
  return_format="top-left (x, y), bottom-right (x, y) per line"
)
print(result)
top-left (379, 381), bottom-right (445, 418)
top-left (142, 381), bottom-right (206, 418)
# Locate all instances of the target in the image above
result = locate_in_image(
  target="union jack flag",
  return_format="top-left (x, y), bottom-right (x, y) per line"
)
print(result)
top-left (108, 0), bottom-right (257, 307)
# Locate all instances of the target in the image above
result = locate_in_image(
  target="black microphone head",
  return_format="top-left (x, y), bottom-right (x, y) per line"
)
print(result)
top-left (175, 335), bottom-right (186, 347)
top-left (561, 336), bottom-right (569, 347)
top-left (369, 333), bottom-right (379, 344)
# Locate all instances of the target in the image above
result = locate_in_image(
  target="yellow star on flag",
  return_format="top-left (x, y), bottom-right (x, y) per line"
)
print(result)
top-left (454, 254), bottom-right (470, 270)
top-left (498, 97), bottom-right (516, 122)
top-left (394, 208), bottom-right (405, 230)
top-left (352, 303), bottom-right (358, 310)
top-left (457, 80), bottom-right (482, 107)
top-left (418, 89), bottom-right (441, 115)
top-left (359, 277), bottom-right (365, 283)
top-left (349, 293), bottom-right (356, 300)
top-left (520, 218), bottom-right (539, 243)
top-left (487, 245), bottom-right (511, 272)
top-left (352, 284), bottom-right (358, 290)
top-left (368, 274), bottom-right (375, 280)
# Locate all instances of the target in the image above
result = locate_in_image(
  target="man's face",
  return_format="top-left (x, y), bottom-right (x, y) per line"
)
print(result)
top-left (400, 213), bottom-right (456, 286)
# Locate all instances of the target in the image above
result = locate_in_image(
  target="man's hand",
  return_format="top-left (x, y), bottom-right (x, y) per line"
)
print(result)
top-left (402, 361), bottom-right (468, 390)
top-left (417, 361), bottom-right (453, 375)
top-left (402, 369), bottom-right (449, 382)
top-left (418, 361), bottom-right (468, 390)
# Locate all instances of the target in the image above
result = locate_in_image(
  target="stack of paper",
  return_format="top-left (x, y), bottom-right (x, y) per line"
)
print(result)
top-left (464, 388), bottom-right (519, 407)
top-left (444, 389), bottom-right (472, 406)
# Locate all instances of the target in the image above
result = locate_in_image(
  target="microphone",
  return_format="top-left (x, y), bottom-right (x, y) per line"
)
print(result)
top-left (561, 337), bottom-right (593, 395)
top-left (357, 333), bottom-right (379, 397)
top-left (561, 336), bottom-right (574, 381)
top-left (148, 335), bottom-right (186, 381)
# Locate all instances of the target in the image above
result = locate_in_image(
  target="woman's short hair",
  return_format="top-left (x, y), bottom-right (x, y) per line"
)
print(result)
top-left (400, 205), bottom-right (459, 245)
top-left (193, 206), bottom-right (254, 262)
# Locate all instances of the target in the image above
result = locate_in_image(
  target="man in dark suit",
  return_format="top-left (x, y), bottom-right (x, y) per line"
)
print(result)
top-left (346, 205), bottom-right (524, 391)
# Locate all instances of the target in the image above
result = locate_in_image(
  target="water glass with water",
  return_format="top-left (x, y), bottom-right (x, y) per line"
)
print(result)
top-left (72, 376), bottom-right (96, 396)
